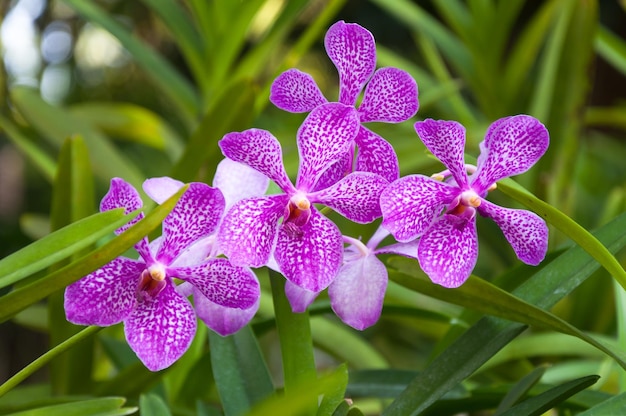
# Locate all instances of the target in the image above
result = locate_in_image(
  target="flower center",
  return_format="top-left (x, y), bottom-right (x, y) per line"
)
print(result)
top-left (448, 190), bottom-right (481, 220)
top-left (285, 193), bottom-right (311, 227)
top-left (137, 263), bottom-right (167, 301)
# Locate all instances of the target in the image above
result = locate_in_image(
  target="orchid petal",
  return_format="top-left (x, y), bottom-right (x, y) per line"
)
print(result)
top-left (170, 235), bottom-right (215, 267)
top-left (355, 126), bottom-right (399, 183)
top-left (375, 239), bottom-right (420, 259)
top-left (194, 290), bottom-right (260, 336)
top-left (220, 129), bottom-right (294, 193)
top-left (64, 257), bottom-right (142, 326)
top-left (172, 258), bottom-right (260, 310)
top-left (143, 177), bottom-right (184, 204)
top-left (156, 183), bottom-right (225, 264)
top-left (472, 115), bottom-right (549, 194)
top-left (313, 149), bottom-right (354, 192)
top-left (218, 195), bottom-right (287, 267)
top-left (358, 67), bottom-right (419, 123)
top-left (275, 209), bottom-right (342, 292)
top-left (328, 254), bottom-right (387, 330)
top-left (325, 21), bottom-right (376, 106)
top-left (380, 175), bottom-right (458, 242)
top-left (296, 103), bottom-right (359, 191)
top-left (418, 215), bottom-right (478, 288)
top-left (414, 119), bottom-right (469, 189)
top-left (100, 177), bottom-right (144, 234)
top-left (125, 281), bottom-right (196, 371)
top-left (285, 280), bottom-right (319, 313)
top-left (478, 199), bottom-right (548, 265)
top-left (270, 69), bottom-right (328, 113)
top-left (311, 172), bottom-right (388, 223)
top-left (213, 158), bottom-right (270, 210)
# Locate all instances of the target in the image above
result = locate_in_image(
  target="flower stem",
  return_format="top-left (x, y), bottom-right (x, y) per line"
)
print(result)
top-left (269, 270), bottom-right (317, 414)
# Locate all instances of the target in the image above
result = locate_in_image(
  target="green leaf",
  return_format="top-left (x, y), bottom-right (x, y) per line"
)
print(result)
top-left (578, 391), bottom-right (626, 415)
top-left (317, 364), bottom-right (348, 416)
top-left (1, 397), bottom-right (136, 416)
top-left (139, 394), bottom-right (172, 416)
top-left (499, 375), bottom-right (599, 416)
top-left (346, 370), bottom-right (421, 399)
top-left (495, 366), bottom-right (548, 414)
top-left (595, 26), bottom-right (626, 77)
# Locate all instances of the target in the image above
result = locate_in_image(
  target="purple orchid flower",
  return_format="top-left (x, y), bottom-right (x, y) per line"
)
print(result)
top-left (285, 225), bottom-right (419, 330)
top-left (270, 20), bottom-right (418, 184)
top-left (380, 115), bottom-right (550, 288)
top-left (218, 103), bottom-right (389, 293)
top-left (64, 178), bottom-right (260, 370)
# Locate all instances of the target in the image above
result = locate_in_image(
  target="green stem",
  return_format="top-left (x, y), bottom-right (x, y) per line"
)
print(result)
top-left (269, 270), bottom-right (317, 415)
top-left (0, 326), bottom-right (101, 398)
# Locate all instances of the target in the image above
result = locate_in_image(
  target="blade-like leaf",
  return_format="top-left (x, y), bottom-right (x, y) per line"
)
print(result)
top-left (578, 391), bottom-right (626, 415)
top-left (495, 366), bottom-right (548, 414)
top-left (0, 397), bottom-right (135, 416)
top-left (139, 394), bottom-right (172, 416)
top-left (595, 26), bottom-right (626, 77)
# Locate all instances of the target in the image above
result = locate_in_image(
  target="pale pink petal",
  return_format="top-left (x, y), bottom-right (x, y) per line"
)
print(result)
top-left (156, 183), bottom-right (225, 264)
top-left (328, 254), bottom-right (387, 330)
top-left (418, 215), bottom-right (478, 288)
top-left (218, 195), bottom-right (287, 267)
top-left (478, 200), bottom-right (548, 265)
top-left (195, 290), bottom-right (260, 336)
top-left (296, 103), bottom-right (360, 191)
top-left (125, 281), bottom-right (196, 371)
top-left (285, 280), bottom-right (319, 313)
top-left (380, 175), bottom-right (459, 242)
top-left (358, 67), bottom-right (419, 123)
top-left (472, 115), bottom-right (549, 194)
top-left (270, 69), bottom-right (328, 113)
top-left (414, 119), bottom-right (469, 189)
top-left (100, 177), bottom-right (144, 234)
top-left (143, 177), bottom-right (185, 204)
top-left (220, 129), bottom-right (294, 193)
top-left (169, 235), bottom-right (214, 268)
top-left (324, 21), bottom-right (376, 105)
top-left (354, 126), bottom-right (399, 183)
top-left (375, 239), bottom-right (420, 259)
top-left (311, 172), bottom-right (388, 223)
top-left (213, 158), bottom-right (270, 210)
top-left (275, 209), bottom-right (342, 292)
top-left (64, 257), bottom-right (142, 326)
top-left (172, 258), bottom-right (260, 310)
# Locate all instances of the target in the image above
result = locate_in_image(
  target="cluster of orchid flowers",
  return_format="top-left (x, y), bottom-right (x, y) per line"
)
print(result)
top-left (64, 21), bottom-right (550, 371)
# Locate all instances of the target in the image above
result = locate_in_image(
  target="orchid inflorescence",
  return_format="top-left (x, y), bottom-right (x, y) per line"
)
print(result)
top-left (64, 21), bottom-right (550, 371)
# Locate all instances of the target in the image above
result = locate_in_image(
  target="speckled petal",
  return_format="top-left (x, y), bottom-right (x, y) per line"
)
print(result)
top-left (417, 215), bottom-right (478, 288)
top-left (375, 239), bottom-right (420, 259)
top-left (358, 67), bottom-right (419, 123)
top-left (100, 177), bottom-right (145, 234)
top-left (194, 289), bottom-right (260, 336)
top-left (156, 183), bottom-right (225, 264)
top-left (355, 126), bottom-right (399, 183)
top-left (285, 280), bottom-right (319, 313)
top-left (380, 175), bottom-right (458, 242)
top-left (328, 254), bottom-right (387, 330)
top-left (172, 258), bottom-right (260, 310)
top-left (270, 69), bottom-right (328, 113)
top-left (125, 281), bottom-right (196, 371)
top-left (64, 257), bottom-right (143, 326)
top-left (414, 119), bottom-right (469, 189)
top-left (296, 103), bottom-right (360, 191)
top-left (143, 177), bottom-right (184, 204)
top-left (275, 209), bottom-right (342, 292)
top-left (213, 158), bottom-right (270, 211)
top-left (478, 199), bottom-right (548, 265)
top-left (313, 149), bottom-right (354, 192)
top-left (220, 129), bottom-right (295, 193)
top-left (472, 115), bottom-right (549, 194)
top-left (218, 195), bottom-right (287, 267)
top-left (325, 21), bottom-right (376, 105)
top-left (311, 172), bottom-right (388, 223)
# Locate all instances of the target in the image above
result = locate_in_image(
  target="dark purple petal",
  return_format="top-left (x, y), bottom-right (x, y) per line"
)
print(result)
top-left (472, 115), bottom-right (549, 194)
top-left (143, 177), bottom-right (184, 204)
top-left (478, 199), bottom-right (548, 265)
top-left (213, 158), bottom-right (270, 210)
top-left (275, 209), bottom-right (342, 292)
top-left (311, 172), bottom-right (388, 223)
top-left (285, 280), bottom-right (319, 313)
top-left (296, 103), bottom-right (360, 191)
top-left (220, 129), bottom-right (295, 193)
top-left (313, 149), bottom-right (354, 192)
top-left (414, 119), bottom-right (469, 189)
top-left (172, 258), bottom-right (260, 310)
top-left (64, 257), bottom-right (143, 326)
top-left (218, 195), bottom-right (287, 267)
top-left (418, 215), bottom-right (478, 288)
top-left (355, 126), bottom-right (399, 183)
top-left (358, 67), bottom-right (419, 123)
top-left (324, 21), bottom-right (376, 105)
top-left (328, 254), bottom-right (387, 330)
top-left (380, 175), bottom-right (458, 242)
top-left (156, 183), bottom-right (225, 264)
top-left (270, 69), bottom-right (328, 113)
top-left (194, 289), bottom-right (260, 336)
top-left (100, 177), bottom-right (145, 234)
top-left (124, 281), bottom-right (196, 371)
